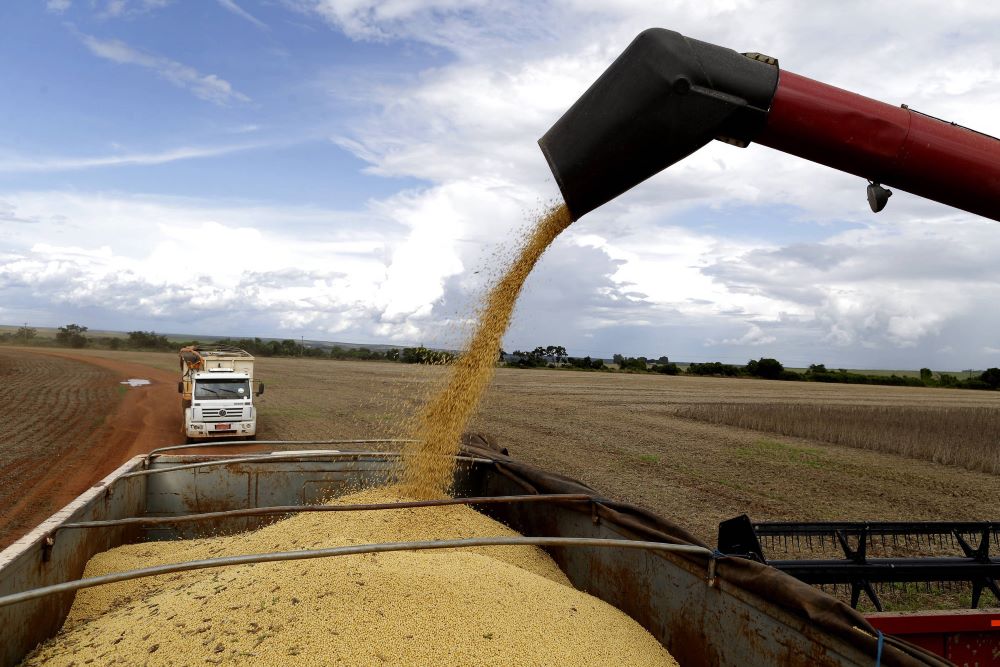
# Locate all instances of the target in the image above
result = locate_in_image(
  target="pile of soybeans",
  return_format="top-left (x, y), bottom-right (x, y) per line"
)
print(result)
top-left (24, 486), bottom-right (677, 666)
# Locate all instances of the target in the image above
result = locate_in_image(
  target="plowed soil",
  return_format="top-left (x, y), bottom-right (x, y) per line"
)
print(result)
top-left (0, 348), bottom-right (180, 548)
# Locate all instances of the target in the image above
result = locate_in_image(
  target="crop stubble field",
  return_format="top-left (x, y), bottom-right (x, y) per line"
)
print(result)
top-left (0, 350), bottom-right (119, 542)
top-left (2, 349), bottom-right (998, 550)
top-left (0, 348), bottom-right (181, 548)
top-left (126, 351), bottom-right (998, 540)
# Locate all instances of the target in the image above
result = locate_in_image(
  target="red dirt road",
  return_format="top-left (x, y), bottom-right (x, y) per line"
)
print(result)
top-left (0, 348), bottom-right (179, 549)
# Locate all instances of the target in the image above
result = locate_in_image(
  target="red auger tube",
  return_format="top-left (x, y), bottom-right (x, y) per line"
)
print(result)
top-left (755, 70), bottom-right (1000, 221)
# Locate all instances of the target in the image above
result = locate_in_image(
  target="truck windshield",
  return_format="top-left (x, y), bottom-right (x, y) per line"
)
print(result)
top-left (195, 379), bottom-right (251, 400)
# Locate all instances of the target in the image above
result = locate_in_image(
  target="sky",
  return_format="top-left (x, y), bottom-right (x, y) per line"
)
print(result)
top-left (1, 1), bottom-right (999, 369)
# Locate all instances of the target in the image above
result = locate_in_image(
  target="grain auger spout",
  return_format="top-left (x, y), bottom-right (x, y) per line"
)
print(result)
top-left (539, 28), bottom-right (1000, 222)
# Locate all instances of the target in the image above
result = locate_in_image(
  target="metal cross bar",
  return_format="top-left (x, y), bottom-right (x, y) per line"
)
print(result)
top-left (146, 439), bottom-right (419, 459)
top-left (122, 452), bottom-right (494, 479)
top-left (768, 557), bottom-right (1000, 610)
top-left (52, 494), bottom-right (595, 533)
top-left (753, 521), bottom-right (1000, 538)
top-left (770, 557), bottom-right (1000, 584)
top-left (0, 537), bottom-right (714, 608)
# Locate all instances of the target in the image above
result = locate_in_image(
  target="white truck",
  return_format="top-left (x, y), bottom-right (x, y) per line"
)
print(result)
top-left (178, 346), bottom-right (263, 441)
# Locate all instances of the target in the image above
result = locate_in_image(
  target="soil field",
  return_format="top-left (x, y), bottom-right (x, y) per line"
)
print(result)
top-left (0, 348), bottom-right (180, 548)
top-left (3, 350), bottom-right (997, 607)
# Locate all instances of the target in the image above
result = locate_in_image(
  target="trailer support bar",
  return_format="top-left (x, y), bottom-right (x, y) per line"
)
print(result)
top-left (0, 537), bottom-right (713, 608)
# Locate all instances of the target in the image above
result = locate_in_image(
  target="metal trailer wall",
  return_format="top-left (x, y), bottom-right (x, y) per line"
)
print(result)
top-left (0, 458), bottom-right (146, 667)
top-left (0, 448), bottom-right (949, 667)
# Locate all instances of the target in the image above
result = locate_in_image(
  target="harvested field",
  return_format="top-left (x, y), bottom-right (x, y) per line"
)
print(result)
top-left (0, 348), bottom-right (181, 548)
top-left (4, 349), bottom-right (998, 611)
top-left (674, 403), bottom-right (1000, 474)
top-left (0, 349), bottom-right (118, 543)
top-left (8, 350), bottom-right (999, 547)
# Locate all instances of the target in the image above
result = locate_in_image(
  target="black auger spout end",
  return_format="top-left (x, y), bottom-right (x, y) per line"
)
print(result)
top-left (538, 28), bottom-right (779, 221)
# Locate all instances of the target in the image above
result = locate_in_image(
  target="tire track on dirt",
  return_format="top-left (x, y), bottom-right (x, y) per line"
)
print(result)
top-left (0, 348), bottom-right (180, 549)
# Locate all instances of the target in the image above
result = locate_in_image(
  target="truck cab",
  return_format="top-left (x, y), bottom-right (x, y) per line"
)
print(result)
top-left (179, 346), bottom-right (262, 441)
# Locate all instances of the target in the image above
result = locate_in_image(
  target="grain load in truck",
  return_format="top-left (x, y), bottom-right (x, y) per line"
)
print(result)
top-left (178, 345), bottom-right (263, 441)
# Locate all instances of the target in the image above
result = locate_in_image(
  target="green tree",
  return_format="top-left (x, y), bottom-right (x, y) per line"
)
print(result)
top-left (980, 368), bottom-right (1000, 389)
top-left (687, 361), bottom-right (741, 377)
top-left (747, 357), bottom-right (784, 380)
top-left (16, 325), bottom-right (36, 342)
top-left (127, 331), bottom-right (171, 350)
top-left (616, 356), bottom-right (647, 372)
top-left (56, 324), bottom-right (89, 348)
top-left (401, 346), bottom-right (454, 364)
top-left (920, 368), bottom-right (933, 384)
top-left (510, 349), bottom-right (545, 368)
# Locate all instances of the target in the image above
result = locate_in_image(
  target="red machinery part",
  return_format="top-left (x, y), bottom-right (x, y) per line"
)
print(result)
top-left (866, 611), bottom-right (1000, 664)
top-left (755, 70), bottom-right (1000, 222)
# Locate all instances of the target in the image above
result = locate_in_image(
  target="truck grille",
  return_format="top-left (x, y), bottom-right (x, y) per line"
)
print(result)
top-left (201, 407), bottom-right (245, 421)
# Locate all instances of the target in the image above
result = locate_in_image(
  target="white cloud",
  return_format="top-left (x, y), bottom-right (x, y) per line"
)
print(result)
top-left (79, 34), bottom-right (250, 105)
top-left (217, 0), bottom-right (269, 29)
top-left (720, 324), bottom-right (777, 347)
top-left (46, 0), bottom-right (72, 13)
top-left (228, 124), bottom-right (262, 134)
top-left (96, 0), bottom-right (173, 18)
top-left (0, 191), bottom-right (460, 341)
top-left (0, 143), bottom-right (266, 173)
top-left (286, 0), bottom-right (554, 57)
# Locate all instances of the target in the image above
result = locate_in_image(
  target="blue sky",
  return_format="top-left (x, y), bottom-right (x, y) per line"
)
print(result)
top-left (2, 1), bottom-right (1000, 370)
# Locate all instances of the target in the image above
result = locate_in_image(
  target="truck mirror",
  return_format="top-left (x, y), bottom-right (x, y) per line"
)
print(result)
top-left (256, 382), bottom-right (265, 396)
top-left (177, 382), bottom-right (183, 394)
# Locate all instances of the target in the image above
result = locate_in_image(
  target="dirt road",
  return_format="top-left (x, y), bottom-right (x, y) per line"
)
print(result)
top-left (0, 348), bottom-right (179, 548)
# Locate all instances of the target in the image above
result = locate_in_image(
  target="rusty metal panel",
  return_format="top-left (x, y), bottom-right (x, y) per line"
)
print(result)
top-left (142, 455), bottom-right (397, 539)
top-left (475, 467), bottom-right (879, 667)
top-left (0, 456), bottom-right (146, 667)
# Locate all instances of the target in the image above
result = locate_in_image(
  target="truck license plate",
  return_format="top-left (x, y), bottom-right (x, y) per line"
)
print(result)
top-left (215, 423), bottom-right (231, 430)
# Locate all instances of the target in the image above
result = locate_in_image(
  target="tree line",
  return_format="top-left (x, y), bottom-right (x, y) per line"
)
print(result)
top-left (0, 324), bottom-right (176, 351)
top-left (502, 344), bottom-right (1000, 391)
top-left (0, 325), bottom-right (457, 365)
top-left (4, 325), bottom-right (998, 389)
top-left (685, 359), bottom-right (1000, 390)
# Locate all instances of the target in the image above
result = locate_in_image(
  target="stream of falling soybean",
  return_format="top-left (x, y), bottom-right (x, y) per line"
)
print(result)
top-left (401, 203), bottom-right (573, 498)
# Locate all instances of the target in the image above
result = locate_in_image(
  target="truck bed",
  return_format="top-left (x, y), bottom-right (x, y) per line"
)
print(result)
top-left (0, 441), bottom-right (947, 667)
